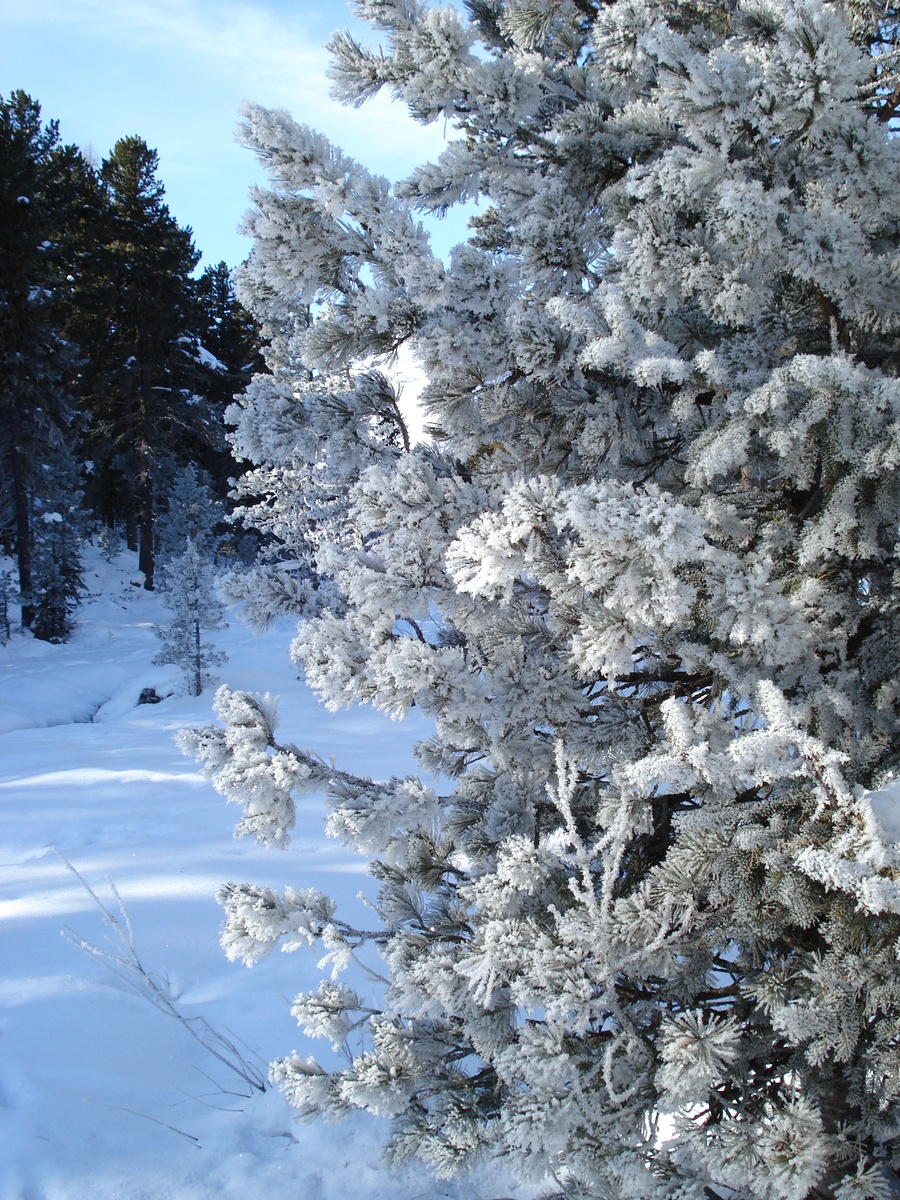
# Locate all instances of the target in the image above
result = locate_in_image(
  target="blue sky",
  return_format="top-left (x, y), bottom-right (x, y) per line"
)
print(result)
top-left (1, 0), bottom-right (469, 269)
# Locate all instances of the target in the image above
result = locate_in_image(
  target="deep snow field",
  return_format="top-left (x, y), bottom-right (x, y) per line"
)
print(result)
top-left (0, 543), bottom-right (519, 1200)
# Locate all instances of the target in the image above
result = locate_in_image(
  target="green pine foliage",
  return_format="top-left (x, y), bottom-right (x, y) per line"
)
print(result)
top-left (193, 260), bottom-right (265, 501)
top-left (0, 90), bottom-right (87, 638)
top-left (1, 93), bottom-right (262, 636)
top-left (80, 137), bottom-right (203, 589)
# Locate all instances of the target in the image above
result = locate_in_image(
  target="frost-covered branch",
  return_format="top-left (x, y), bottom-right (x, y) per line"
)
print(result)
top-left (185, 0), bottom-right (900, 1192)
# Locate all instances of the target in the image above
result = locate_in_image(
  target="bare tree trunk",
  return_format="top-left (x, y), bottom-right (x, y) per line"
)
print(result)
top-left (138, 468), bottom-right (154, 590)
top-left (137, 367), bottom-right (154, 590)
top-left (124, 484), bottom-right (138, 552)
top-left (10, 371), bottom-right (34, 628)
top-left (11, 437), bottom-right (34, 628)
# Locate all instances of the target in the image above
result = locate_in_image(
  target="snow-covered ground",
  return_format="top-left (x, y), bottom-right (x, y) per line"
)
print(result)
top-left (0, 544), bottom-right (518, 1200)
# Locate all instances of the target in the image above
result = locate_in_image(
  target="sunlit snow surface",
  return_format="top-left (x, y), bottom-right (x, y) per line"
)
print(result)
top-left (868, 781), bottom-right (900, 843)
top-left (0, 544), bottom-right (518, 1200)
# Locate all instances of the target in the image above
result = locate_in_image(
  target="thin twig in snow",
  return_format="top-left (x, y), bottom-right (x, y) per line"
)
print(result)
top-left (55, 851), bottom-right (268, 1093)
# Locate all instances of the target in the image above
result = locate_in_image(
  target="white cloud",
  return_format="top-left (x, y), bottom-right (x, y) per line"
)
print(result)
top-left (5, 0), bottom-right (447, 169)
top-left (1, 0), bottom-right (454, 264)
top-left (3, 0), bottom-right (480, 270)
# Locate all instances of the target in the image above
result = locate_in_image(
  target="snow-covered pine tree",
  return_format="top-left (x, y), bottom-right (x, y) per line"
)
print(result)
top-left (155, 538), bottom-right (225, 697)
top-left (184, 0), bottom-right (900, 1195)
top-left (156, 464), bottom-right (224, 563)
top-left (219, 108), bottom-right (416, 631)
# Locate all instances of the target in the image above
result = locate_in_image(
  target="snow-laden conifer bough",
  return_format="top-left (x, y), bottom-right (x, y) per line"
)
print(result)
top-left (182, 0), bottom-right (900, 1196)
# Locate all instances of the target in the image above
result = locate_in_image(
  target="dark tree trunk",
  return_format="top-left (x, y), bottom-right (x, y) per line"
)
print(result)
top-left (12, 439), bottom-right (34, 628)
top-left (124, 495), bottom-right (138, 551)
top-left (124, 403), bottom-right (138, 551)
top-left (10, 376), bottom-right (34, 627)
top-left (136, 366), bottom-right (154, 589)
top-left (138, 469), bottom-right (154, 590)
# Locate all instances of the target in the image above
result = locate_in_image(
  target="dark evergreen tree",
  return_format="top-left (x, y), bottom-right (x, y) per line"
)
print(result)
top-left (0, 563), bottom-right (17, 643)
top-left (0, 90), bottom-right (85, 638)
top-left (2, 100), bottom-right (248, 612)
top-left (194, 260), bottom-right (264, 496)
top-left (74, 136), bottom-right (202, 589)
top-left (196, 261), bottom-right (263, 399)
top-left (30, 474), bottom-right (83, 643)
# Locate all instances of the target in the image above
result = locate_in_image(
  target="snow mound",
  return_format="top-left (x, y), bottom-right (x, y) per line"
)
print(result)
top-left (867, 779), bottom-right (900, 843)
top-left (91, 667), bottom-right (180, 723)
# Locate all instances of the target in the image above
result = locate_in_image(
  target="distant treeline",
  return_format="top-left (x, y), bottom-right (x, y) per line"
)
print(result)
top-left (0, 89), bottom-right (263, 639)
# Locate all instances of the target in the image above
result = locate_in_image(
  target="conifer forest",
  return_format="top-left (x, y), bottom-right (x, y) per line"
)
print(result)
top-left (5, 1), bottom-right (900, 1198)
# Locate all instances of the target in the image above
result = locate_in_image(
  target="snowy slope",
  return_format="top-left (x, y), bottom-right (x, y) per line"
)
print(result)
top-left (0, 544), bottom-right (518, 1200)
